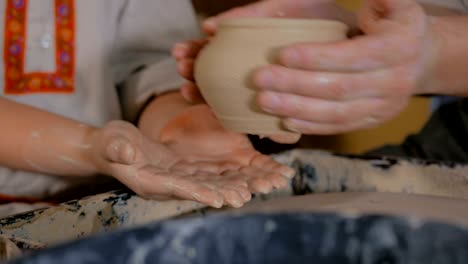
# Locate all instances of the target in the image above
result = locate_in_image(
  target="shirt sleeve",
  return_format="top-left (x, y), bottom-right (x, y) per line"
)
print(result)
top-left (112, 0), bottom-right (202, 122)
top-left (416, 0), bottom-right (467, 12)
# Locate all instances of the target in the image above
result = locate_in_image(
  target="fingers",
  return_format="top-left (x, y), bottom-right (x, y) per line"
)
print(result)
top-left (173, 39), bottom-right (208, 84)
top-left (220, 165), bottom-right (288, 196)
top-left (180, 82), bottom-right (205, 104)
top-left (201, 176), bottom-right (252, 208)
top-left (228, 154), bottom-right (294, 194)
top-left (135, 165), bottom-right (254, 208)
top-left (281, 116), bottom-right (382, 135)
top-left (136, 168), bottom-right (226, 208)
top-left (255, 66), bottom-right (370, 100)
top-left (166, 174), bottom-right (250, 208)
top-left (216, 185), bottom-right (250, 208)
top-left (174, 160), bottom-right (240, 175)
top-left (177, 59), bottom-right (195, 81)
top-left (267, 132), bottom-right (302, 144)
top-left (250, 154), bottom-right (295, 179)
top-left (278, 33), bottom-right (419, 73)
top-left (273, 0), bottom-right (426, 74)
top-left (254, 65), bottom-right (416, 101)
top-left (173, 40), bottom-right (207, 78)
top-left (103, 136), bottom-right (136, 165)
top-left (128, 154), bottom-right (294, 208)
top-left (253, 64), bottom-right (415, 134)
top-left (220, 170), bottom-right (270, 194)
top-left (225, 183), bottom-right (252, 202)
top-left (173, 156), bottom-right (292, 206)
top-left (161, 178), bottom-right (225, 208)
top-left (172, 39), bottom-right (208, 61)
top-left (257, 92), bottom-right (390, 126)
top-left (280, 96), bottom-right (409, 134)
top-left (175, 165), bottom-right (258, 207)
top-left (241, 167), bottom-right (289, 193)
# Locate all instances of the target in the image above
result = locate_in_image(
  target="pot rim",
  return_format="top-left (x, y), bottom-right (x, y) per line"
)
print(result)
top-left (219, 18), bottom-right (348, 31)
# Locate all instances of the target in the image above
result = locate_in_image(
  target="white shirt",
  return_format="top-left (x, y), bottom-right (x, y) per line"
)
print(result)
top-left (0, 0), bottom-right (200, 199)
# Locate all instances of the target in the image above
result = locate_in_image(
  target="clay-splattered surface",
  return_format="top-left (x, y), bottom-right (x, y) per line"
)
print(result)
top-left (0, 191), bottom-right (205, 248)
top-left (1, 150), bottom-right (468, 257)
top-left (8, 212), bottom-right (468, 264)
top-left (230, 192), bottom-right (468, 227)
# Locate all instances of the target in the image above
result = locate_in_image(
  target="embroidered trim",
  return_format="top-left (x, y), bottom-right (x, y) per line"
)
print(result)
top-left (4, 0), bottom-right (75, 94)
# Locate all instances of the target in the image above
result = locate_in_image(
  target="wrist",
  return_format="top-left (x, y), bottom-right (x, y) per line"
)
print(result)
top-left (23, 123), bottom-right (102, 177)
top-left (138, 90), bottom-right (193, 141)
top-left (414, 16), bottom-right (443, 95)
top-left (82, 126), bottom-right (108, 176)
top-left (417, 15), bottom-right (468, 96)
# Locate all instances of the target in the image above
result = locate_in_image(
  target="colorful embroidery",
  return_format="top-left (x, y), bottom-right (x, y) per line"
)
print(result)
top-left (4, 0), bottom-right (75, 94)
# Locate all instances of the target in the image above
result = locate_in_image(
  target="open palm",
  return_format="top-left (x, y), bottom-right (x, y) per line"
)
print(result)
top-left (91, 121), bottom-right (292, 208)
top-left (159, 104), bottom-right (294, 194)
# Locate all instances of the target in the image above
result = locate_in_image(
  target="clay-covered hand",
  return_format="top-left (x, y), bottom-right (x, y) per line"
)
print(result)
top-left (87, 120), bottom-right (275, 208)
top-left (254, 0), bottom-right (437, 134)
top-left (172, 0), bottom-right (354, 142)
top-left (172, 0), bottom-right (355, 103)
top-left (159, 104), bottom-right (295, 199)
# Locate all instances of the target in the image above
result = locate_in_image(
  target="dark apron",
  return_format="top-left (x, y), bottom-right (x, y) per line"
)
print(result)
top-left (369, 98), bottom-right (468, 164)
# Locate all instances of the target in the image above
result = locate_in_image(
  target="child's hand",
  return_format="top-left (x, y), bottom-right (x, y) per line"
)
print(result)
top-left (159, 104), bottom-right (295, 193)
top-left (87, 120), bottom-right (272, 208)
top-left (173, 39), bottom-right (208, 104)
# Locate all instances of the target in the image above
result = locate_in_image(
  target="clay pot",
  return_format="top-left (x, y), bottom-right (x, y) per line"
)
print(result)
top-left (195, 18), bottom-right (348, 135)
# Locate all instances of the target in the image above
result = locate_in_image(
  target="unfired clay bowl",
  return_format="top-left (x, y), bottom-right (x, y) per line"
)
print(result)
top-left (195, 18), bottom-right (348, 135)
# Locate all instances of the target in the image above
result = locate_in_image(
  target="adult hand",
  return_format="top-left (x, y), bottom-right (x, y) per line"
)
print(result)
top-left (87, 120), bottom-right (290, 208)
top-left (175, 0), bottom-right (438, 135)
top-left (253, 0), bottom-right (438, 134)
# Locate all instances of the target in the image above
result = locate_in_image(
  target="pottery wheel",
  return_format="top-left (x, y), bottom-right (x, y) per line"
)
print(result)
top-left (11, 193), bottom-right (468, 264)
top-left (214, 192), bottom-right (468, 226)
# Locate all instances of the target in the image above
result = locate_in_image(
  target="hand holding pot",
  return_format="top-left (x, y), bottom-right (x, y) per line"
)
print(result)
top-left (193, 18), bottom-right (348, 138)
top-left (254, 0), bottom-right (438, 134)
top-left (174, 0), bottom-right (439, 135)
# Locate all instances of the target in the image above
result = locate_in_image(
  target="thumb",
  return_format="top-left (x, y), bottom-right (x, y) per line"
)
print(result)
top-left (180, 82), bottom-right (206, 104)
top-left (103, 136), bottom-right (137, 165)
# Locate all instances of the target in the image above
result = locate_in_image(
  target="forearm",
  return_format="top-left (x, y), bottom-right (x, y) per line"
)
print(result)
top-left (0, 97), bottom-right (98, 176)
top-left (420, 15), bottom-right (468, 96)
top-left (138, 91), bottom-right (194, 141)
